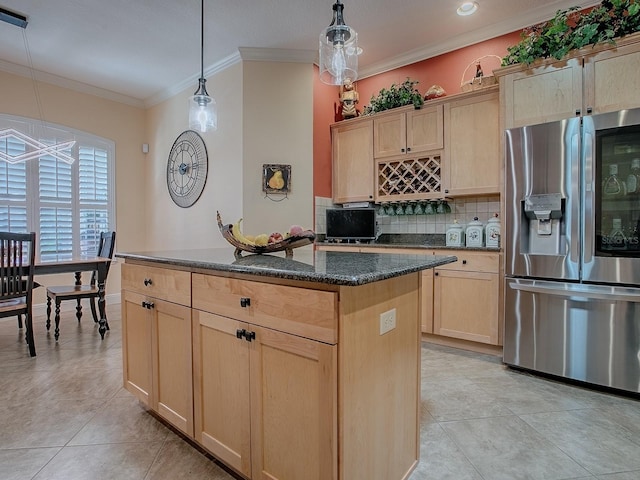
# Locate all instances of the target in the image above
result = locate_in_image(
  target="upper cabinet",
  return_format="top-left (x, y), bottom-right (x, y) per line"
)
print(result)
top-left (331, 119), bottom-right (374, 204)
top-left (497, 32), bottom-right (640, 129)
top-left (444, 89), bottom-right (500, 196)
top-left (373, 105), bottom-right (443, 158)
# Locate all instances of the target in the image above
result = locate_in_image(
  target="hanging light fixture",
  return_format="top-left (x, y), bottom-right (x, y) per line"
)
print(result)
top-left (189, 0), bottom-right (217, 132)
top-left (319, 0), bottom-right (358, 86)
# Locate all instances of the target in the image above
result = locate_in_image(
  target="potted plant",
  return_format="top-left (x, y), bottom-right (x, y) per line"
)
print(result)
top-left (362, 78), bottom-right (424, 116)
top-left (502, 0), bottom-right (640, 66)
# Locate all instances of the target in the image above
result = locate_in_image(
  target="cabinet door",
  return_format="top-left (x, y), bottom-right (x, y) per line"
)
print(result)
top-left (250, 325), bottom-right (337, 480)
top-left (192, 310), bottom-right (251, 478)
top-left (500, 57), bottom-right (582, 129)
top-left (445, 92), bottom-right (500, 195)
top-left (152, 298), bottom-right (193, 437)
top-left (407, 104), bottom-right (443, 153)
top-left (433, 269), bottom-right (499, 344)
top-left (374, 112), bottom-right (406, 158)
top-left (122, 290), bottom-right (152, 406)
top-left (332, 120), bottom-right (374, 203)
top-left (584, 40), bottom-right (640, 115)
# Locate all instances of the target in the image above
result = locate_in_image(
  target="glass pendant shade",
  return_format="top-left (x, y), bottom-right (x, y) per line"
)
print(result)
top-left (319, 1), bottom-right (358, 85)
top-left (189, 78), bottom-right (217, 133)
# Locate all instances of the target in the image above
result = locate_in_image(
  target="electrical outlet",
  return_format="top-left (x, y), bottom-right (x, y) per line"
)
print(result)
top-left (379, 308), bottom-right (396, 335)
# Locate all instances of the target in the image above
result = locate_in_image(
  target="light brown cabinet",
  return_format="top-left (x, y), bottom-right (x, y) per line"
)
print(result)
top-left (316, 245), bottom-right (502, 345)
top-left (331, 119), bottom-right (374, 204)
top-left (192, 309), bottom-right (336, 480)
top-left (432, 251), bottom-right (501, 345)
top-left (498, 32), bottom-right (640, 129)
top-left (121, 264), bottom-right (193, 437)
top-left (373, 104), bottom-right (444, 158)
top-left (444, 90), bottom-right (501, 195)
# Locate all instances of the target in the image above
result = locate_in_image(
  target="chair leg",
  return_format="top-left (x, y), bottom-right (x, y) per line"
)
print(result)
top-left (46, 297), bottom-right (52, 331)
top-left (17, 314), bottom-right (23, 329)
top-left (25, 312), bottom-right (36, 357)
top-left (94, 296), bottom-right (109, 331)
top-left (54, 301), bottom-right (61, 341)
top-left (76, 298), bottom-right (82, 322)
top-left (90, 297), bottom-right (99, 323)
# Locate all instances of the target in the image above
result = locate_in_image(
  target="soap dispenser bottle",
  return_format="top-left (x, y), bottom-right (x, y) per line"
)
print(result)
top-left (466, 217), bottom-right (484, 247)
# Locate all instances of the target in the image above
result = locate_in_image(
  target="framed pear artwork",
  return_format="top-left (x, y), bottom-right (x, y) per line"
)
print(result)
top-left (263, 164), bottom-right (291, 194)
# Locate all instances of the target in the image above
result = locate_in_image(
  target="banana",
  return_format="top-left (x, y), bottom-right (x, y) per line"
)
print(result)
top-left (232, 219), bottom-right (255, 245)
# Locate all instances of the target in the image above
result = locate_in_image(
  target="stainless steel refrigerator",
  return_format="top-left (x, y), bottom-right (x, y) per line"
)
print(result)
top-left (504, 108), bottom-right (640, 394)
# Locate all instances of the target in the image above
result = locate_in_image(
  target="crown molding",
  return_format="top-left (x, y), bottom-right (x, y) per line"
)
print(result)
top-left (238, 47), bottom-right (317, 63)
top-left (0, 58), bottom-right (144, 108)
top-left (144, 51), bottom-right (242, 107)
top-left (358, 0), bottom-right (601, 80)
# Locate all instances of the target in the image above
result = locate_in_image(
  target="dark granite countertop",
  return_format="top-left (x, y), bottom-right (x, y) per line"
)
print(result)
top-left (116, 247), bottom-right (456, 286)
top-left (316, 234), bottom-right (501, 252)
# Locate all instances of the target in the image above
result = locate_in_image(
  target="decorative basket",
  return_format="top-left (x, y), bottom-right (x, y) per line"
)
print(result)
top-left (217, 211), bottom-right (315, 258)
top-left (460, 55), bottom-right (501, 92)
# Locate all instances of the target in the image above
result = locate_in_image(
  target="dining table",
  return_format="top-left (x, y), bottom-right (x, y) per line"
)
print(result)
top-left (26, 256), bottom-right (112, 356)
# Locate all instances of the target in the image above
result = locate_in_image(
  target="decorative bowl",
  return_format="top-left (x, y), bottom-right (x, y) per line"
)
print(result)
top-left (217, 211), bottom-right (315, 258)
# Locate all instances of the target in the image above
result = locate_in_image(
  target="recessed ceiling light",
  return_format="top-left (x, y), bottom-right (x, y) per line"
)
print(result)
top-left (457, 1), bottom-right (479, 16)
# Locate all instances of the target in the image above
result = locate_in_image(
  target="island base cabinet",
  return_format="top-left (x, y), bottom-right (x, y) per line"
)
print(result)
top-left (193, 310), bottom-right (337, 480)
top-left (122, 290), bottom-right (193, 437)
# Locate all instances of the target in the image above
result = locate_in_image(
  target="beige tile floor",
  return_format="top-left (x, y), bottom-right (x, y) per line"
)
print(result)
top-left (1, 303), bottom-right (639, 480)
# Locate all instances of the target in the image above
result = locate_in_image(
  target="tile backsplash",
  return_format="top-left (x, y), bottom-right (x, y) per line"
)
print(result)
top-left (315, 195), bottom-right (501, 235)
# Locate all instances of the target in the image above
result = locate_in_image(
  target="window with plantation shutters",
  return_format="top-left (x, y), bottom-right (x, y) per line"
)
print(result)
top-left (0, 114), bottom-right (115, 261)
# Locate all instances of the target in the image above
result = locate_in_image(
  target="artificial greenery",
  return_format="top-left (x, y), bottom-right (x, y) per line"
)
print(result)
top-left (362, 78), bottom-right (424, 115)
top-left (502, 0), bottom-right (640, 66)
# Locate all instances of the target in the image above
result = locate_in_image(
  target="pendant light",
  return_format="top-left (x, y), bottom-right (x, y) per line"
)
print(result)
top-left (319, 1), bottom-right (358, 85)
top-left (189, 0), bottom-right (217, 132)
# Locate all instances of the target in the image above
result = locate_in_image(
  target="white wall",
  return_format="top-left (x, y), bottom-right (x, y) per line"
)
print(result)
top-left (145, 63), bottom-right (244, 250)
top-left (241, 61), bottom-right (314, 237)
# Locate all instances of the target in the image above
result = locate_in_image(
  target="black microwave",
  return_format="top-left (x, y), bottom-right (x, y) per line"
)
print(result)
top-left (326, 208), bottom-right (377, 241)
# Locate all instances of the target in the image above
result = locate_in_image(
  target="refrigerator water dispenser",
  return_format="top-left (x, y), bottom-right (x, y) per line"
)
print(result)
top-left (522, 193), bottom-right (564, 255)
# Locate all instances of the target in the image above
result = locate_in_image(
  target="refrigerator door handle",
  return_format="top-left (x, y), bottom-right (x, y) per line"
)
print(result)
top-left (508, 279), bottom-right (640, 302)
top-left (582, 124), bottom-right (594, 265)
top-left (570, 130), bottom-right (581, 264)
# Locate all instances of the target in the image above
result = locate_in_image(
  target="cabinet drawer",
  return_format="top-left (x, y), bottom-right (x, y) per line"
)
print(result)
top-left (434, 251), bottom-right (499, 273)
top-left (122, 263), bottom-right (191, 306)
top-left (192, 274), bottom-right (338, 344)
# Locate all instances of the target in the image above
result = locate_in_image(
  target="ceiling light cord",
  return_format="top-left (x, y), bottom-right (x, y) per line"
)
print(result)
top-left (21, 29), bottom-right (50, 136)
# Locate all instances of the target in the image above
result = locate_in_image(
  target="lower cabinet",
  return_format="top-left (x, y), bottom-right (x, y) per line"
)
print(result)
top-left (122, 289), bottom-right (193, 436)
top-left (316, 245), bottom-right (502, 345)
top-left (192, 310), bottom-right (337, 480)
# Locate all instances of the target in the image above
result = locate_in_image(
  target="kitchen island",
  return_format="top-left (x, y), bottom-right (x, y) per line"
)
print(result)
top-left (117, 248), bottom-right (456, 480)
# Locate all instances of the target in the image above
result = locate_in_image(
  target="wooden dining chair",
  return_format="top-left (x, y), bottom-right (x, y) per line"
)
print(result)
top-left (0, 231), bottom-right (37, 356)
top-left (45, 231), bottom-right (116, 341)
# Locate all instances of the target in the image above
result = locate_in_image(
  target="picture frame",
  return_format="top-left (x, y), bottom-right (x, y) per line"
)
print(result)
top-left (262, 164), bottom-right (291, 194)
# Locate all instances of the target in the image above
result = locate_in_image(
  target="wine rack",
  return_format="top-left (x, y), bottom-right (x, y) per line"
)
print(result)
top-left (376, 152), bottom-right (444, 202)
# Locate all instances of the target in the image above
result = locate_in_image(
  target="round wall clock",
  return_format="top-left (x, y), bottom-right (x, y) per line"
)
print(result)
top-left (166, 130), bottom-right (208, 208)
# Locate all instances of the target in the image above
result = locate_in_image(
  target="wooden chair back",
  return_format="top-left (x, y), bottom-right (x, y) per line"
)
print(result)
top-left (90, 231), bottom-right (116, 286)
top-left (0, 231), bottom-right (36, 307)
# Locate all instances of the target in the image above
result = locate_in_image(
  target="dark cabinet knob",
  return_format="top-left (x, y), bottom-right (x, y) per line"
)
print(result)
top-left (240, 297), bottom-right (251, 308)
top-left (586, 106), bottom-right (593, 114)
top-left (401, 148), bottom-right (405, 153)
top-left (143, 278), bottom-right (153, 286)
top-left (435, 272), bottom-right (439, 276)
top-left (244, 331), bottom-right (256, 342)
top-left (407, 147), bottom-right (411, 152)
top-left (444, 189), bottom-right (449, 194)
top-left (462, 260), bottom-right (467, 265)
top-left (236, 328), bottom-right (246, 339)
top-left (575, 109), bottom-right (581, 116)
top-left (141, 301), bottom-right (155, 309)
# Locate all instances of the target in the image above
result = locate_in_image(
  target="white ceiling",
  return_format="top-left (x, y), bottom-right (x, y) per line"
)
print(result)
top-left (0, 0), bottom-right (599, 108)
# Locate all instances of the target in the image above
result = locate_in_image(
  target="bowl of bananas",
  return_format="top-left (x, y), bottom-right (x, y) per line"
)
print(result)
top-left (217, 211), bottom-right (316, 258)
